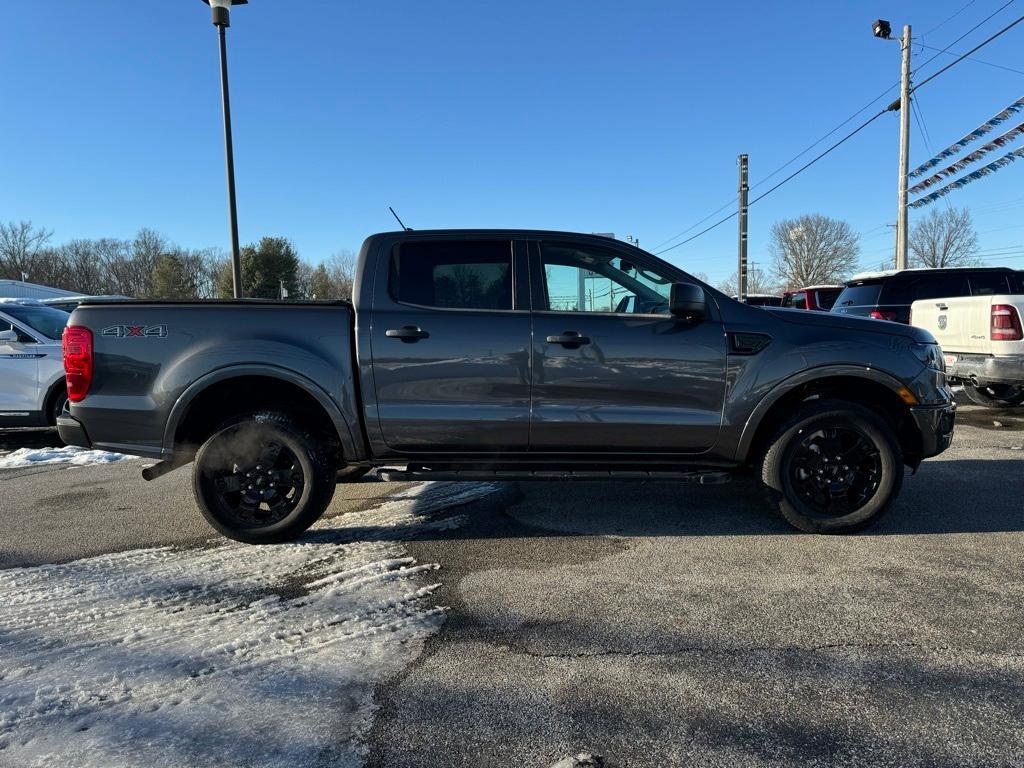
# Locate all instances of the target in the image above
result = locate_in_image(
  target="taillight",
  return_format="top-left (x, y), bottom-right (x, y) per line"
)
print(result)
top-left (869, 310), bottom-right (897, 321)
top-left (63, 326), bottom-right (94, 402)
top-left (991, 304), bottom-right (1023, 341)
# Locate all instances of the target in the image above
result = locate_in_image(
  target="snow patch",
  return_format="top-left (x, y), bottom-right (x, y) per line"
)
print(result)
top-left (0, 481), bottom-right (499, 768)
top-left (0, 446), bottom-right (132, 469)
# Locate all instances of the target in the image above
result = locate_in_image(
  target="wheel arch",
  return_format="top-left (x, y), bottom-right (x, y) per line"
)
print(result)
top-left (163, 365), bottom-right (363, 464)
top-left (736, 366), bottom-right (921, 467)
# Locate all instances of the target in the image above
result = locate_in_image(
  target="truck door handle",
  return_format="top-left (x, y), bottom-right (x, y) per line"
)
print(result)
top-left (546, 331), bottom-right (590, 347)
top-left (936, 303), bottom-right (948, 311)
top-left (386, 326), bottom-right (429, 342)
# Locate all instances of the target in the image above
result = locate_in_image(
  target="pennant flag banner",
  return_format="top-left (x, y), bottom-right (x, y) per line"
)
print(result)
top-left (910, 146), bottom-right (1024, 209)
top-left (908, 96), bottom-right (1024, 179)
top-left (909, 122), bottom-right (1024, 195)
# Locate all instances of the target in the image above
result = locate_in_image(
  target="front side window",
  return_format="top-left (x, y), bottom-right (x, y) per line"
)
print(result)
top-left (390, 240), bottom-right (513, 310)
top-left (540, 243), bottom-right (674, 314)
top-left (0, 305), bottom-right (68, 340)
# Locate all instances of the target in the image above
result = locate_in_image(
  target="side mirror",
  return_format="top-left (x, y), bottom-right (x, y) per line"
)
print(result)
top-left (0, 329), bottom-right (19, 343)
top-left (669, 282), bottom-right (707, 320)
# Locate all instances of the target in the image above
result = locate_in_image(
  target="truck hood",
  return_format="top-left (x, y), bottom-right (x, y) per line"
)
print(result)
top-left (763, 307), bottom-right (935, 343)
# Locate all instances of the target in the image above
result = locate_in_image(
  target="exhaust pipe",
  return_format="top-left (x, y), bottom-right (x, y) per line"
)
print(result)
top-left (141, 459), bottom-right (186, 482)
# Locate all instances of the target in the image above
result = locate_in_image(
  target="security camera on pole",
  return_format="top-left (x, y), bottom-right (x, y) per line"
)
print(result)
top-left (873, 19), bottom-right (912, 271)
top-left (201, 0), bottom-right (248, 298)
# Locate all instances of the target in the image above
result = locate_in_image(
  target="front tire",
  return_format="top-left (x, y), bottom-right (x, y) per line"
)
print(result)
top-left (193, 411), bottom-right (336, 544)
top-left (760, 399), bottom-right (903, 534)
top-left (962, 383), bottom-right (1024, 409)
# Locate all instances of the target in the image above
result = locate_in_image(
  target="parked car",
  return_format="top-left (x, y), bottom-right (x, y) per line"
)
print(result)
top-left (781, 285), bottom-right (843, 312)
top-left (832, 267), bottom-right (1024, 324)
top-left (59, 229), bottom-right (955, 542)
top-left (42, 295), bottom-right (131, 312)
top-left (911, 293), bottom-right (1024, 408)
top-left (0, 299), bottom-right (71, 427)
top-left (732, 294), bottom-right (784, 307)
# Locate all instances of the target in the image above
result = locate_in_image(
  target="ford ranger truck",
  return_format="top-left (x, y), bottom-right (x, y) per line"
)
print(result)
top-left (58, 230), bottom-right (956, 543)
top-left (911, 293), bottom-right (1024, 408)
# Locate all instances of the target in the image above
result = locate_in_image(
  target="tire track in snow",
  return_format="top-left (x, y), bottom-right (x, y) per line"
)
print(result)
top-left (0, 481), bottom-right (499, 768)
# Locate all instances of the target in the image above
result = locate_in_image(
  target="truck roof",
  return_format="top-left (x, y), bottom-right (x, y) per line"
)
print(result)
top-left (849, 266), bottom-right (1014, 282)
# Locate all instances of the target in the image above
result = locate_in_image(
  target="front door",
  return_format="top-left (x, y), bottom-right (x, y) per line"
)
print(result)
top-left (368, 238), bottom-right (532, 453)
top-left (529, 240), bottom-right (726, 453)
top-left (0, 320), bottom-right (42, 416)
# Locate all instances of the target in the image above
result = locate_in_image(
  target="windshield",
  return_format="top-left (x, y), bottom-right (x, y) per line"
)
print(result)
top-left (1, 304), bottom-right (70, 340)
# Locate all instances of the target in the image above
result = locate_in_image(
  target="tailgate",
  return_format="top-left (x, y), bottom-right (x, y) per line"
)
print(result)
top-left (910, 295), bottom-right (991, 356)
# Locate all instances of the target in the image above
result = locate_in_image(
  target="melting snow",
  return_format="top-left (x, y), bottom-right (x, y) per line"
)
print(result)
top-left (0, 446), bottom-right (131, 469)
top-left (0, 481), bottom-right (498, 768)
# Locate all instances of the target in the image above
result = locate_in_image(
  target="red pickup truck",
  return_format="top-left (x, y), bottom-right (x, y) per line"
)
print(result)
top-left (781, 286), bottom-right (843, 312)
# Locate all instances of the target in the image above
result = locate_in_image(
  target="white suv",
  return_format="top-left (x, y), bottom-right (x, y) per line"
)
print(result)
top-left (0, 299), bottom-right (71, 427)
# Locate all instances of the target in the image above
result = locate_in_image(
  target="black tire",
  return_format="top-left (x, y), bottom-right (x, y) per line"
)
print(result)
top-left (48, 387), bottom-right (69, 427)
top-left (192, 411), bottom-right (336, 544)
top-left (962, 383), bottom-right (1024, 409)
top-left (760, 399), bottom-right (903, 534)
top-left (337, 465), bottom-right (372, 483)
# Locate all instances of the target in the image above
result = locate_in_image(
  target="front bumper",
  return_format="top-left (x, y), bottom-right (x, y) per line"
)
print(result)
top-left (908, 403), bottom-right (956, 460)
top-left (946, 353), bottom-right (1024, 386)
top-left (57, 414), bottom-right (92, 449)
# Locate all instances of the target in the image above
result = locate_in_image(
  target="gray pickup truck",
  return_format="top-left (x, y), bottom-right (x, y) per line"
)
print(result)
top-left (59, 230), bottom-right (955, 542)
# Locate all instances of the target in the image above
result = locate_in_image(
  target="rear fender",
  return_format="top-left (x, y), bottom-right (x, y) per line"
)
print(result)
top-left (162, 364), bottom-right (365, 462)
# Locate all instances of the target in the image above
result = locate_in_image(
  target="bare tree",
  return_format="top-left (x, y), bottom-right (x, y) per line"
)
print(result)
top-left (909, 207), bottom-right (979, 268)
top-left (716, 265), bottom-right (782, 297)
top-left (0, 221), bottom-right (53, 281)
top-left (326, 250), bottom-right (357, 299)
top-left (769, 214), bottom-right (860, 289)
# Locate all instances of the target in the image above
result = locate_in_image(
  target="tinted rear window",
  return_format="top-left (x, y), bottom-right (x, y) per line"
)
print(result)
top-left (782, 292), bottom-right (806, 309)
top-left (389, 240), bottom-right (513, 310)
top-left (816, 288), bottom-right (842, 310)
top-left (969, 272), bottom-right (1013, 296)
top-left (882, 273), bottom-right (970, 304)
top-left (834, 284), bottom-right (882, 308)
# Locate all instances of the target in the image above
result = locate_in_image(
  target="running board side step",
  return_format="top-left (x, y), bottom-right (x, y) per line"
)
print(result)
top-left (377, 468), bottom-right (732, 484)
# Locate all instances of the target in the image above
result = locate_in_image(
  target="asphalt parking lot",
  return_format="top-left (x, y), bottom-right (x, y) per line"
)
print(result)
top-left (1, 402), bottom-right (1022, 767)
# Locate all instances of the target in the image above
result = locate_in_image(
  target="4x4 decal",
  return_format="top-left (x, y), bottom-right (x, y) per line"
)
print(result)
top-left (102, 324), bottom-right (168, 338)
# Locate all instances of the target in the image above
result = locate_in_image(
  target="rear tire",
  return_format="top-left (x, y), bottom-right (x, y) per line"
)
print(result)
top-left (193, 411), bottom-right (336, 544)
top-left (962, 383), bottom-right (1024, 409)
top-left (760, 399), bottom-right (903, 534)
top-left (48, 387), bottom-right (69, 426)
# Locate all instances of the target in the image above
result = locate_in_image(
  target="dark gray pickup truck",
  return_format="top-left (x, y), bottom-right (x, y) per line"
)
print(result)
top-left (59, 230), bottom-right (955, 542)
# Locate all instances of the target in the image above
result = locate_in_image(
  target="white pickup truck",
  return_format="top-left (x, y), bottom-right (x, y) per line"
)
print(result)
top-left (911, 293), bottom-right (1024, 408)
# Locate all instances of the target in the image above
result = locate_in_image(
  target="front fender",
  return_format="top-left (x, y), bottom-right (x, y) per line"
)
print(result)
top-left (729, 364), bottom-right (912, 463)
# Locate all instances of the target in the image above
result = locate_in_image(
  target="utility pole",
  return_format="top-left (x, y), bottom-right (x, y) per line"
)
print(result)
top-left (737, 154), bottom-right (749, 303)
top-left (896, 23), bottom-right (912, 270)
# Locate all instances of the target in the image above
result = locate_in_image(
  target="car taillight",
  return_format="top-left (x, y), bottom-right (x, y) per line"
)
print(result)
top-left (63, 326), bottom-right (93, 402)
top-left (991, 304), bottom-right (1023, 341)
top-left (869, 310), bottom-right (897, 321)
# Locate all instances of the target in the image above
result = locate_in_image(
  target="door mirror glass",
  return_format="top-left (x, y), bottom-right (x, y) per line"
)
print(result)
top-left (669, 283), bottom-right (707, 320)
top-left (0, 328), bottom-right (20, 343)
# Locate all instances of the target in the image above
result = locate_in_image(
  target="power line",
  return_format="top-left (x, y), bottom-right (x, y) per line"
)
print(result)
top-left (913, 0), bottom-right (1017, 75)
top-left (914, 41), bottom-right (1024, 76)
top-left (913, 13), bottom-right (1024, 92)
top-left (655, 108), bottom-right (889, 255)
top-left (920, 0), bottom-right (981, 39)
top-left (652, 4), bottom-right (1023, 256)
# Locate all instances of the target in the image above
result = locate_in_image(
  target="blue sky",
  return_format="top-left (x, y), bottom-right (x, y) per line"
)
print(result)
top-left (2, 1), bottom-right (1023, 285)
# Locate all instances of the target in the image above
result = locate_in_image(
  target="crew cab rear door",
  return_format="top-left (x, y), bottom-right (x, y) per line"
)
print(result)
top-left (527, 240), bottom-right (726, 453)
top-left (367, 237), bottom-right (532, 453)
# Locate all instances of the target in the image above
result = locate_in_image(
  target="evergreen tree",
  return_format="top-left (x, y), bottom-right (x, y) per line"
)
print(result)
top-left (308, 263), bottom-right (333, 299)
top-left (238, 237), bottom-right (301, 298)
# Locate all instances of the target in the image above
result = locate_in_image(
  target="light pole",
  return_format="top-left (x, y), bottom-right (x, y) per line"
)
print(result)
top-left (201, 0), bottom-right (248, 298)
top-left (873, 19), bottom-right (912, 270)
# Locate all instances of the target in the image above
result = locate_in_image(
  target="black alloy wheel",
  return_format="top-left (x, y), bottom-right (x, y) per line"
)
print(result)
top-left (787, 426), bottom-right (882, 519)
top-left (193, 411), bottom-right (335, 544)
